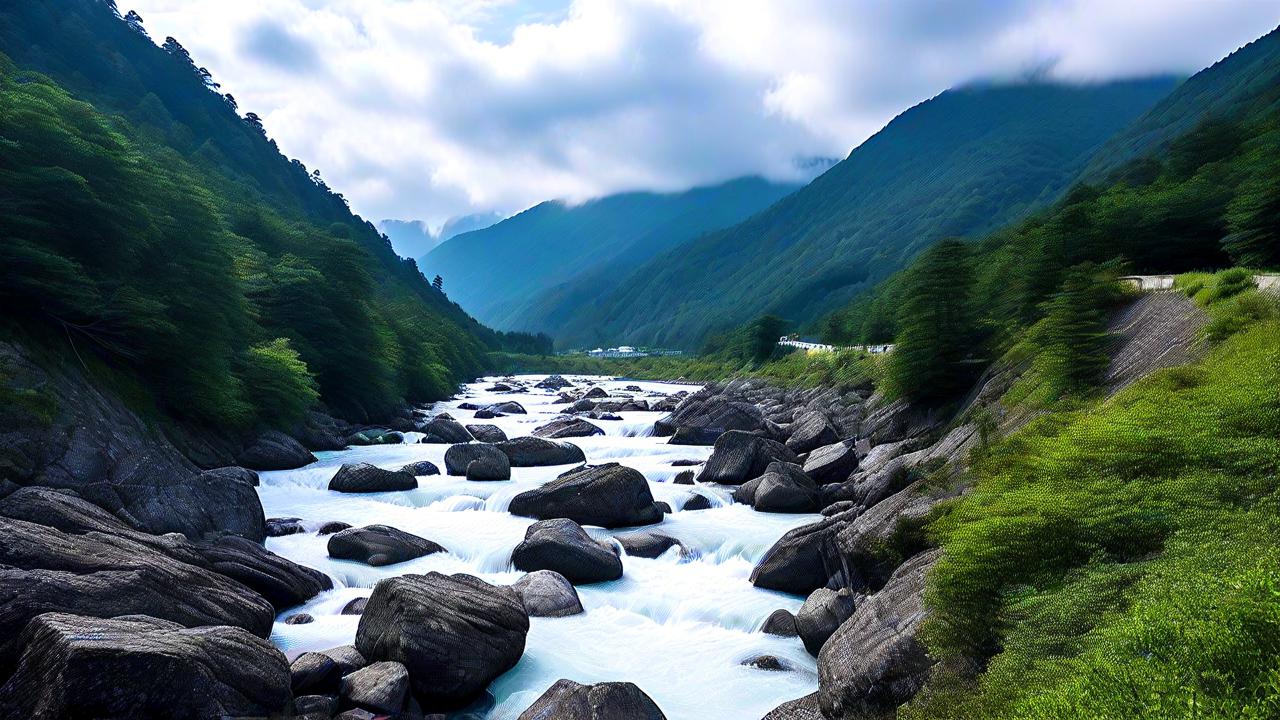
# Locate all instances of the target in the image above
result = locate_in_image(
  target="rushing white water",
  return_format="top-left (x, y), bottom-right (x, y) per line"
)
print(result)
top-left (260, 376), bottom-right (819, 719)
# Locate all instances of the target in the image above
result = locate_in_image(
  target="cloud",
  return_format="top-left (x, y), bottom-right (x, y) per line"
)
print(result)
top-left (124, 0), bottom-right (1280, 226)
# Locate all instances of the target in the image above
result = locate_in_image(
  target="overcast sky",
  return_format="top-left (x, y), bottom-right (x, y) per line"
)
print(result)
top-left (127, 0), bottom-right (1280, 229)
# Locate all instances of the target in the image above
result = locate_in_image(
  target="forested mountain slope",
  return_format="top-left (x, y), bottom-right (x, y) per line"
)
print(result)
top-left (422, 176), bottom-right (801, 331)
top-left (0, 0), bottom-right (497, 427)
top-left (556, 78), bottom-right (1177, 350)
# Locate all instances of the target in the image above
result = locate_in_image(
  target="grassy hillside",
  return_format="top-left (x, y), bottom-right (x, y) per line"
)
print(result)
top-left (556, 78), bottom-right (1177, 350)
top-left (422, 176), bottom-right (801, 332)
top-left (0, 0), bottom-right (498, 426)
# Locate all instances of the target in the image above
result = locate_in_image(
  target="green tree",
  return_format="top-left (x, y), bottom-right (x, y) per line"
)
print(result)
top-left (1029, 262), bottom-right (1123, 398)
top-left (1223, 153), bottom-right (1280, 268)
top-left (886, 239), bottom-right (976, 400)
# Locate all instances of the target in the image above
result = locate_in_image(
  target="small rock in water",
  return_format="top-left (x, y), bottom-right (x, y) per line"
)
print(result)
top-left (328, 525), bottom-right (445, 567)
top-left (266, 517), bottom-right (306, 537)
top-left (517, 679), bottom-right (667, 720)
top-left (340, 660), bottom-right (410, 715)
top-left (342, 597), bottom-right (369, 615)
top-left (511, 518), bottom-right (623, 584)
top-left (761, 609), bottom-right (799, 637)
top-left (656, 501), bottom-right (673, 514)
top-left (616, 531), bottom-right (683, 559)
top-left (670, 459), bottom-right (703, 467)
top-left (681, 494), bottom-right (713, 511)
top-left (317, 521), bottom-right (352, 535)
top-left (743, 655), bottom-right (790, 671)
top-left (285, 613), bottom-right (314, 625)
top-left (399, 460), bottom-right (441, 476)
top-left (673, 470), bottom-right (696, 485)
top-left (328, 463), bottom-right (417, 493)
top-left (511, 570), bottom-right (584, 617)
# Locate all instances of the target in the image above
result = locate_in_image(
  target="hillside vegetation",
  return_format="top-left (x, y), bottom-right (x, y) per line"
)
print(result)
top-left (0, 0), bottom-right (499, 427)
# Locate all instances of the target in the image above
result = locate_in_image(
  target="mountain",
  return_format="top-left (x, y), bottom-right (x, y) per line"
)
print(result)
top-left (554, 78), bottom-right (1178, 350)
top-left (0, 0), bottom-right (497, 426)
top-left (1081, 25), bottom-right (1280, 180)
top-left (378, 212), bottom-right (504, 259)
top-left (420, 176), bottom-right (803, 331)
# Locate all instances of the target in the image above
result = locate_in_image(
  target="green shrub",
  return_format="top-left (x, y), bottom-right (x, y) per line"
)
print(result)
top-left (241, 338), bottom-right (318, 427)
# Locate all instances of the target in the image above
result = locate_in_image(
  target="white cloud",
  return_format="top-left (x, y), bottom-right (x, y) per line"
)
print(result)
top-left (124, 0), bottom-right (1280, 226)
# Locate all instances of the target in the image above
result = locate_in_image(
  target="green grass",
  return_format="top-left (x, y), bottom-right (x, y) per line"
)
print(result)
top-left (905, 319), bottom-right (1280, 720)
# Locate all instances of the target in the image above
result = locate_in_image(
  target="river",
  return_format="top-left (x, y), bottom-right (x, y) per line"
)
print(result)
top-left (259, 375), bottom-right (819, 719)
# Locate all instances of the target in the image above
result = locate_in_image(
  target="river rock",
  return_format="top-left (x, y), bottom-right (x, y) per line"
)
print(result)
top-left (752, 463), bottom-right (820, 514)
top-left (319, 645), bottom-right (368, 676)
top-left (696, 431), bottom-right (799, 485)
top-left (673, 470), bottom-right (695, 485)
top-left (572, 398), bottom-right (597, 412)
top-left (750, 507), bottom-right (858, 595)
top-left (329, 463), bottom-right (417, 493)
top-left (666, 426), bottom-right (721, 445)
top-left (802, 440), bottom-right (860, 484)
top-left (292, 651), bottom-right (344, 695)
top-left (535, 375), bottom-right (574, 390)
top-left (818, 550), bottom-right (941, 718)
top-left (511, 518), bottom-right (623, 584)
top-left (517, 679), bottom-right (667, 720)
top-left (797, 588), bottom-right (857, 656)
top-left (761, 692), bottom-right (824, 720)
top-left (467, 452), bottom-right (512, 481)
top-left (355, 572), bottom-right (529, 709)
top-left (616, 531), bottom-right (683, 559)
top-left (343, 597), bottom-right (369, 615)
top-left (511, 570), bottom-right (584, 617)
top-left (473, 408), bottom-right (502, 419)
top-left (238, 430), bottom-right (318, 470)
top-left (681, 493), bottom-right (713, 511)
top-left (194, 534), bottom-right (333, 610)
top-left (762, 609), bottom-right (798, 637)
top-left (509, 463), bottom-right (663, 528)
top-left (341, 660), bottom-right (410, 715)
top-left (486, 401), bottom-right (527, 415)
top-left (422, 416), bottom-right (475, 444)
top-left (785, 411), bottom-right (838, 454)
top-left (743, 655), bottom-right (791, 671)
top-left (497, 437), bottom-right (588, 467)
top-left (0, 613), bottom-right (290, 719)
top-left (400, 460), bottom-right (441, 476)
top-left (266, 516), bottom-right (306, 536)
top-left (584, 386), bottom-right (609, 399)
top-left (444, 443), bottom-right (509, 477)
top-left (295, 694), bottom-right (338, 718)
top-left (467, 424), bottom-right (508, 443)
top-left (328, 525), bottom-right (445, 567)
top-left (654, 393), bottom-right (770, 441)
top-left (532, 417), bottom-right (605, 439)
top-left (285, 613), bottom-right (313, 624)
top-left (348, 429), bottom-right (401, 446)
top-left (318, 520), bottom-right (353, 535)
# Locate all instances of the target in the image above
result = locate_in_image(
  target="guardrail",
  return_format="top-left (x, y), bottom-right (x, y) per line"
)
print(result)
top-left (778, 339), bottom-right (895, 354)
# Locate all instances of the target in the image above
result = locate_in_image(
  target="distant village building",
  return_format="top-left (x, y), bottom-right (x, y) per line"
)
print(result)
top-left (588, 346), bottom-right (647, 358)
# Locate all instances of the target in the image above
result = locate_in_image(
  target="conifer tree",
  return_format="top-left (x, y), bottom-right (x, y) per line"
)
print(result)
top-left (886, 239), bottom-right (976, 400)
top-left (1030, 262), bottom-right (1122, 397)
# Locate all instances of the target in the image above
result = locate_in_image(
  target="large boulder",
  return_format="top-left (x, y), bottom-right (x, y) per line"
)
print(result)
top-left (802, 441), bottom-right (860, 485)
top-left (535, 375), bottom-right (574, 390)
top-left (193, 534), bottom-right (333, 610)
top-left (291, 651), bottom-right (344, 695)
top-left (695, 431), bottom-right (799, 485)
top-left (497, 437), bottom-right (586, 467)
top-left (750, 507), bottom-right (858, 595)
top-left (761, 692), bottom-right (824, 720)
top-left (421, 416), bottom-right (475, 444)
top-left (237, 430), bottom-right (318, 470)
top-left (400, 460), bottom-right (441, 476)
top-left (511, 519), bottom-right (622, 584)
top-left (796, 588), bottom-right (857, 656)
top-left (341, 660), bottom-right (411, 715)
top-left (328, 525), bottom-right (446, 567)
top-left (444, 443), bottom-right (510, 479)
top-left (517, 679), bottom-right (667, 720)
top-left (0, 517), bottom-right (275, 672)
top-left (616, 531), bottom-right (683, 559)
top-left (467, 424), bottom-right (508, 443)
top-left (818, 550), bottom-right (940, 718)
top-left (329, 463), bottom-right (417, 493)
top-left (824, 481), bottom-right (939, 594)
top-left (762, 609), bottom-right (798, 637)
top-left (752, 463), bottom-right (820, 514)
top-left (467, 451), bottom-right (512, 481)
top-left (509, 463), bottom-right (664, 528)
top-left (511, 570), bottom-right (584, 617)
top-left (0, 613), bottom-right (291, 719)
top-left (654, 393), bottom-right (769, 442)
top-left (532, 417), bottom-right (605, 439)
top-left (486, 401), bottom-right (527, 415)
top-left (355, 572), bottom-right (529, 710)
top-left (785, 411), bottom-right (838, 454)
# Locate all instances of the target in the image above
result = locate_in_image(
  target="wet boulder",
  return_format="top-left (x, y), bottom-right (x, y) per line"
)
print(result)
top-left (616, 531), bottom-right (683, 559)
top-left (517, 679), bottom-right (667, 720)
top-left (762, 609), bottom-right (798, 637)
top-left (496, 437), bottom-right (586, 467)
top-left (341, 660), bottom-right (410, 715)
top-left (318, 520), bottom-right (353, 535)
top-left (486, 401), bottom-right (527, 415)
top-left (291, 651), bottom-right (344, 695)
top-left (193, 534), bottom-right (333, 610)
top-left (328, 525), bottom-right (446, 567)
top-left (509, 463), bottom-right (663, 528)
top-left (743, 655), bottom-right (791, 672)
top-left (535, 375), bottom-right (574, 390)
top-left (343, 597), bottom-right (369, 615)
top-left (348, 429), bottom-right (402, 446)
top-left (511, 518), bottom-right (622, 584)
top-left (750, 507), bottom-right (859, 595)
top-left (467, 424), bottom-right (508, 443)
top-left (266, 516), bottom-right (306, 537)
top-left (0, 613), bottom-right (291, 719)
top-left (421, 416), bottom-right (475, 444)
top-left (237, 430), bottom-right (318, 470)
top-left (319, 645), bottom-right (368, 677)
top-left (681, 493), bottom-right (713, 511)
top-left (512, 570), bottom-right (585, 617)
top-left (473, 408), bottom-right (502, 419)
top-left (786, 411), bottom-right (838, 454)
top-left (329, 463), bottom-right (417, 493)
top-left (584, 387), bottom-right (609, 399)
top-left (752, 463), bottom-right (820, 514)
top-left (467, 452), bottom-right (512, 481)
top-left (761, 693), bottom-right (823, 720)
top-left (802, 440), bottom-right (860, 485)
top-left (654, 394), bottom-right (769, 441)
top-left (284, 613), bottom-right (313, 624)
top-left (532, 417), bottom-right (605, 439)
top-left (673, 470), bottom-right (696, 485)
top-left (695, 431), bottom-right (799, 485)
top-left (399, 460), bottom-right (441, 476)
top-left (666, 426), bottom-right (721, 446)
top-left (444, 443), bottom-right (510, 478)
top-left (797, 587), bottom-right (857, 656)
top-left (355, 572), bottom-right (529, 709)
top-left (571, 398), bottom-right (598, 412)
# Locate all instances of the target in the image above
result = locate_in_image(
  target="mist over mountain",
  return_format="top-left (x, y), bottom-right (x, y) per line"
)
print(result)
top-left (378, 212), bottom-right (505, 259)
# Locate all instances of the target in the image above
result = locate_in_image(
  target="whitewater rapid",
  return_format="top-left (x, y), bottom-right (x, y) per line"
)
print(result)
top-left (260, 376), bottom-right (819, 719)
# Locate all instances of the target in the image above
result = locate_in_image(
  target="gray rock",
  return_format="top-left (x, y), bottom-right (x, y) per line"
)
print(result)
top-left (355, 572), bottom-right (528, 709)
top-left (292, 651), bottom-right (343, 695)
top-left (761, 692), bottom-right (824, 720)
top-left (509, 463), bottom-right (663, 528)
top-left (535, 375), bottom-right (574, 390)
top-left (750, 507), bottom-right (858, 595)
top-left (318, 521), bottom-right (352, 535)
top-left (681, 493), bottom-right (713, 511)
top-left (673, 470), bottom-right (696, 485)
top-left (512, 518), bottom-right (623, 584)
top-left (743, 654), bottom-right (791, 671)
top-left (486, 401), bottom-right (527, 415)
top-left (193, 534), bottom-right (333, 610)
top-left (695, 431), bottom-right (799, 485)
top-left (342, 597), bottom-right (368, 615)
top-left (796, 588), bottom-right (856, 656)
top-left (761, 609), bottom-right (798, 637)
top-left (422, 416), bottom-right (474, 444)
top-left (444, 443), bottom-right (510, 478)
top-left (467, 452), bottom-right (512, 481)
top-left (666, 426), bottom-right (721, 445)
top-left (0, 613), bottom-right (290, 719)
top-left (400, 460), bottom-right (441, 476)
top-left (512, 570), bottom-right (584, 617)
top-left (517, 679), bottom-right (667, 720)
top-left (266, 516), bottom-right (305, 536)
top-left (294, 694), bottom-right (338, 718)
top-left (328, 525), bottom-right (445, 567)
top-left (616, 531), bottom-right (682, 559)
top-left (318, 645), bottom-right (368, 676)
top-left (785, 411), bottom-right (838, 454)
top-left (496, 437), bottom-right (587, 467)
top-left (753, 463), bottom-right (820, 514)
top-left (341, 661), bottom-right (410, 715)
top-left (533, 417), bottom-right (605, 439)
top-left (285, 613), bottom-right (314, 624)
top-left (802, 441), bottom-right (860, 485)
top-left (466, 424), bottom-right (509, 443)
top-left (584, 387), bottom-right (609, 399)
top-left (654, 392), bottom-right (770, 441)
top-left (328, 463), bottom-right (417, 493)
top-left (238, 430), bottom-right (318, 470)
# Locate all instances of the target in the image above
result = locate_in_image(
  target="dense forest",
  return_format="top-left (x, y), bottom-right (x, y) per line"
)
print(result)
top-left (0, 0), bottom-right (509, 429)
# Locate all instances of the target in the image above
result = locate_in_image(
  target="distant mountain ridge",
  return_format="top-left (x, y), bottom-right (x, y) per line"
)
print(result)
top-left (421, 176), bottom-right (804, 330)
top-left (551, 77), bottom-right (1179, 349)
top-left (379, 213), bottom-right (504, 259)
